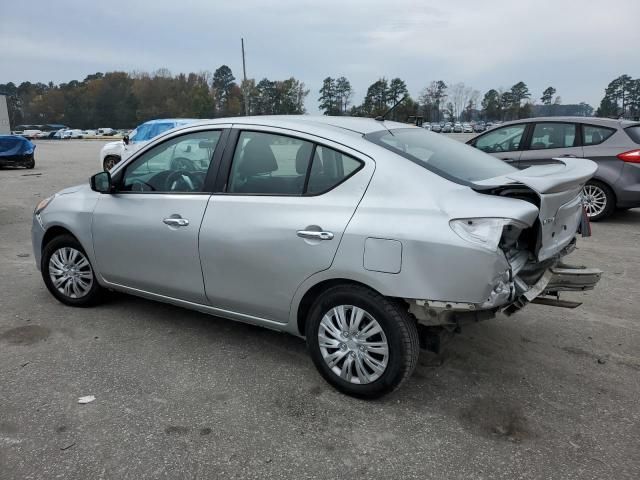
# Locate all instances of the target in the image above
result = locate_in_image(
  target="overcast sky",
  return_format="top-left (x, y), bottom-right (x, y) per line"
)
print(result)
top-left (1, 0), bottom-right (638, 112)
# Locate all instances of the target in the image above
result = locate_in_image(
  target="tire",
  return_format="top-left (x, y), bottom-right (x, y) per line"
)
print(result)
top-left (582, 180), bottom-right (615, 221)
top-left (305, 285), bottom-right (419, 399)
top-left (103, 155), bottom-right (120, 171)
top-left (41, 234), bottom-right (104, 307)
top-left (25, 155), bottom-right (35, 169)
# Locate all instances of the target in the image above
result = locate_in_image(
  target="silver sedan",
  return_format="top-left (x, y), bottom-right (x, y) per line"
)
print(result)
top-left (32, 116), bottom-right (601, 398)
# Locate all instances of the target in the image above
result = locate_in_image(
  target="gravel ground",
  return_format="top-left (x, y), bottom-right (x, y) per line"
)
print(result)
top-left (0, 139), bottom-right (639, 479)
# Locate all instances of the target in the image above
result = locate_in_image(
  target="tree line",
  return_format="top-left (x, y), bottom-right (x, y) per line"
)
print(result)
top-left (0, 66), bottom-right (308, 129)
top-left (335, 78), bottom-right (595, 122)
top-left (1, 67), bottom-right (637, 129)
top-left (596, 75), bottom-right (640, 119)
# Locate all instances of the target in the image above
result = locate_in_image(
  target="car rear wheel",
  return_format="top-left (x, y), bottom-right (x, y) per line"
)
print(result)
top-left (306, 285), bottom-right (419, 398)
top-left (582, 180), bottom-right (615, 221)
top-left (42, 234), bottom-right (104, 307)
top-left (103, 155), bottom-right (120, 171)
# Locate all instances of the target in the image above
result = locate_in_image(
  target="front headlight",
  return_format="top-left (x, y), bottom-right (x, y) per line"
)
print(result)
top-left (34, 195), bottom-right (55, 215)
top-left (449, 218), bottom-right (527, 252)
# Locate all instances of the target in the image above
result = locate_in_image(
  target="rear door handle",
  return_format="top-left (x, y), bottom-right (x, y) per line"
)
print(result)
top-left (163, 216), bottom-right (189, 227)
top-left (297, 230), bottom-right (334, 240)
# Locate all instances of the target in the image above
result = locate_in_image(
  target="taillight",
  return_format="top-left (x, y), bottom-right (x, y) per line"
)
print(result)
top-left (617, 149), bottom-right (640, 163)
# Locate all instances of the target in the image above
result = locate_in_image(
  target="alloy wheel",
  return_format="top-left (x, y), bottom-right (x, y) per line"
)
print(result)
top-left (582, 184), bottom-right (607, 218)
top-left (49, 247), bottom-right (94, 299)
top-left (318, 305), bottom-right (389, 384)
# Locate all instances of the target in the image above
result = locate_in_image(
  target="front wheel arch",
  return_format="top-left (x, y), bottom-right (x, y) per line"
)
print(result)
top-left (42, 226), bottom-right (76, 253)
top-left (103, 155), bottom-right (121, 171)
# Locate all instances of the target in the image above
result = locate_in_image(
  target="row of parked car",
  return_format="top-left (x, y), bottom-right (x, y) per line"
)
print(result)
top-left (425, 121), bottom-right (499, 134)
top-left (15, 127), bottom-right (120, 140)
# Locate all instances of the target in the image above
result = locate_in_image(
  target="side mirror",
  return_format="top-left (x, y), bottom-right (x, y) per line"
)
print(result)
top-left (90, 171), bottom-right (112, 193)
top-left (123, 135), bottom-right (129, 145)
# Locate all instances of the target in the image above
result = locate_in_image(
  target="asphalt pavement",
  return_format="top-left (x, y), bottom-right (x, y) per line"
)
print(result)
top-left (0, 139), bottom-right (638, 479)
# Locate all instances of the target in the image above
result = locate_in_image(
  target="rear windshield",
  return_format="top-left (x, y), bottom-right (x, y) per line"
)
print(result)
top-left (625, 125), bottom-right (640, 144)
top-left (365, 128), bottom-right (517, 184)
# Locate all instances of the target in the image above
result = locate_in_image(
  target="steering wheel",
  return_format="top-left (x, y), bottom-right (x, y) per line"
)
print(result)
top-left (165, 170), bottom-right (201, 192)
top-left (493, 143), bottom-right (505, 152)
top-left (130, 179), bottom-right (154, 192)
top-left (170, 157), bottom-right (196, 172)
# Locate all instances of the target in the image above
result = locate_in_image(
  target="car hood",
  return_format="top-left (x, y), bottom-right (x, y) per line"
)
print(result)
top-left (57, 184), bottom-right (90, 196)
top-left (103, 140), bottom-right (123, 149)
top-left (471, 158), bottom-right (597, 261)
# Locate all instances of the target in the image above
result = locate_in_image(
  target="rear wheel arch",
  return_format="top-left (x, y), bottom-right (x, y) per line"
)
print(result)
top-left (296, 278), bottom-right (398, 336)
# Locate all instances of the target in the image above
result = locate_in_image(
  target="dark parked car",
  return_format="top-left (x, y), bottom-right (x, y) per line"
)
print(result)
top-left (0, 135), bottom-right (35, 169)
top-left (467, 117), bottom-right (640, 220)
top-left (473, 122), bottom-right (486, 133)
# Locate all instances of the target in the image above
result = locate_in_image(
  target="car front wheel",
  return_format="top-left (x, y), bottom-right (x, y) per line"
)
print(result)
top-left (306, 285), bottom-right (419, 398)
top-left (582, 180), bottom-right (615, 221)
top-left (103, 155), bottom-right (120, 171)
top-left (42, 234), bottom-right (104, 307)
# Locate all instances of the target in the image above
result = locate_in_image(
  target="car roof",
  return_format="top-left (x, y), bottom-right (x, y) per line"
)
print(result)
top-left (182, 115), bottom-right (410, 136)
top-left (140, 118), bottom-right (199, 126)
top-left (495, 116), bottom-right (637, 128)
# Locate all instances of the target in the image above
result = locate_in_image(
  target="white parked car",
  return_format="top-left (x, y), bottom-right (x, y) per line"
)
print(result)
top-left (65, 129), bottom-right (84, 139)
top-left (100, 119), bottom-right (197, 171)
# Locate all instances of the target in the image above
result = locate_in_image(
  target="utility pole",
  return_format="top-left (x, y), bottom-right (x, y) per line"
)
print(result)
top-left (241, 38), bottom-right (248, 116)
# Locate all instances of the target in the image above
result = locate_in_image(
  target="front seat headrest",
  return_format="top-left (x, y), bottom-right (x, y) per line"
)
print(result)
top-left (238, 137), bottom-right (278, 177)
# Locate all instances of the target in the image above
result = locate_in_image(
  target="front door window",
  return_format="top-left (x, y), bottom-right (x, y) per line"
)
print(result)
top-left (474, 125), bottom-right (526, 153)
top-left (120, 130), bottom-right (221, 193)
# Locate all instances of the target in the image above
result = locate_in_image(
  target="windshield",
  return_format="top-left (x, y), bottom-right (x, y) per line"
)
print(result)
top-left (365, 128), bottom-right (518, 184)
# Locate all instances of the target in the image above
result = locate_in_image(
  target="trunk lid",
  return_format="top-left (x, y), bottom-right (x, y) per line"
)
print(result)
top-left (472, 158), bottom-right (597, 260)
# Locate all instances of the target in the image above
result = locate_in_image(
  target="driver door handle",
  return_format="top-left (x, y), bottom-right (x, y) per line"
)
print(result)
top-left (501, 158), bottom-right (517, 163)
top-left (297, 230), bottom-right (334, 240)
top-left (163, 216), bottom-right (189, 227)
top-left (560, 154), bottom-right (577, 158)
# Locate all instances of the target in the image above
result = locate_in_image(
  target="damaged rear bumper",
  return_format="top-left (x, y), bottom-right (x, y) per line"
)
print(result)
top-left (503, 262), bottom-right (602, 315)
top-left (407, 244), bottom-right (602, 326)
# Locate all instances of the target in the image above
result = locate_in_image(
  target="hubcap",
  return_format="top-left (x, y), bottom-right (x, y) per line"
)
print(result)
top-left (318, 305), bottom-right (389, 385)
top-left (49, 247), bottom-right (93, 299)
top-left (582, 184), bottom-right (607, 218)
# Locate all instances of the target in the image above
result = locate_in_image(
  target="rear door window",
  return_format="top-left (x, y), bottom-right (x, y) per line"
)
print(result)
top-left (583, 125), bottom-right (616, 146)
top-left (226, 131), bottom-right (363, 195)
top-left (530, 123), bottom-right (576, 149)
top-left (227, 131), bottom-right (313, 195)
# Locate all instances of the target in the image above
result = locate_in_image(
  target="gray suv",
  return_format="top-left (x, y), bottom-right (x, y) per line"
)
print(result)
top-left (467, 117), bottom-right (640, 220)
